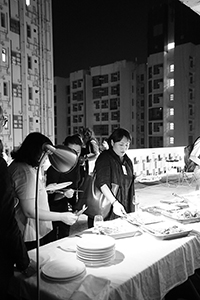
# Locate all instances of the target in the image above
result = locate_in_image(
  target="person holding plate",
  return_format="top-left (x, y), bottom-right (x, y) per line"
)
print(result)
top-left (8, 132), bottom-right (78, 251)
top-left (46, 134), bottom-right (83, 241)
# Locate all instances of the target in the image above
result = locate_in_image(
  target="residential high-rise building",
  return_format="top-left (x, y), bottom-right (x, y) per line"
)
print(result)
top-left (147, 0), bottom-right (200, 148)
top-left (0, 0), bottom-right (54, 154)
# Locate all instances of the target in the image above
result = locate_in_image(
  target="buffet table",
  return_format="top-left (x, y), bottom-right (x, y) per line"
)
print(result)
top-left (9, 214), bottom-right (200, 300)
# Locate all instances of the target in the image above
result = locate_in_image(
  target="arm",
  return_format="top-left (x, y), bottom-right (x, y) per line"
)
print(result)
top-left (100, 183), bottom-right (127, 217)
top-left (86, 140), bottom-right (100, 161)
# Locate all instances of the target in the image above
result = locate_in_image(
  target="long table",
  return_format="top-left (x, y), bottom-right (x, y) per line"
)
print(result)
top-left (9, 215), bottom-right (200, 300)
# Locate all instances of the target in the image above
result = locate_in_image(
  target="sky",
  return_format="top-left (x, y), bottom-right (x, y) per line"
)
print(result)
top-left (52, 0), bottom-right (149, 78)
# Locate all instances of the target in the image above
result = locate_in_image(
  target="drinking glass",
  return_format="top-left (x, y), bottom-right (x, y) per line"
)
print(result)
top-left (132, 196), bottom-right (140, 212)
top-left (93, 215), bottom-right (104, 234)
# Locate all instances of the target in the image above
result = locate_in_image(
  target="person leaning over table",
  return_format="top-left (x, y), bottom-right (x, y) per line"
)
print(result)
top-left (0, 106), bottom-right (30, 300)
top-left (87, 127), bottom-right (136, 228)
top-left (8, 132), bottom-right (78, 251)
top-left (46, 134), bottom-right (83, 241)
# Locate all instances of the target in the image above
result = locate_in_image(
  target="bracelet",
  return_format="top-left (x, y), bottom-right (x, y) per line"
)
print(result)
top-left (112, 199), bottom-right (118, 205)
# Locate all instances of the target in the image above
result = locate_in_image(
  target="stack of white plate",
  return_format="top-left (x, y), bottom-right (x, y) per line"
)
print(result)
top-left (76, 234), bottom-right (116, 267)
top-left (41, 258), bottom-right (86, 282)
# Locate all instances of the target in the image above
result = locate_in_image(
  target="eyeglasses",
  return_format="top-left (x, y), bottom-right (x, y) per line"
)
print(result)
top-left (0, 116), bottom-right (8, 127)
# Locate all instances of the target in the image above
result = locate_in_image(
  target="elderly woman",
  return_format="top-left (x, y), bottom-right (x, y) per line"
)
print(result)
top-left (8, 132), bottom-right (78, 250)
top-left (88, 127), bottom-right (135, 228)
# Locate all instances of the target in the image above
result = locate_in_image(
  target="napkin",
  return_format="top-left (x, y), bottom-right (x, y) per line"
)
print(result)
top-left (69, 274), bottom-right (111, 300)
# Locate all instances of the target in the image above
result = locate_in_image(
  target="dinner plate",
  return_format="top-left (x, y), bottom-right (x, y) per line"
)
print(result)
top-left (77, 234), bottom-right (115, 251)
top-left (41, 258), bottom-right (85, 280)
top-left (162, 210), bottom-right (200, 224)
top-left (46, 182), bottom-right (72, 191)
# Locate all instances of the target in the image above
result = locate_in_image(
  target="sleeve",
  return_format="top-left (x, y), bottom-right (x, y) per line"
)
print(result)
top-left (190, 139), bottom-right (200, 166)
top-left (95, 152), bottom-right (112, 189)
top-left (0, 159), bottom-right (30, 271)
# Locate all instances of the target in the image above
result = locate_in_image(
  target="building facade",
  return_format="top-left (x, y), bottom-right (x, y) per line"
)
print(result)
top-left (0, 0), bottom-right (54, 154)
top-left (147, 0), bottom-right (200, 148)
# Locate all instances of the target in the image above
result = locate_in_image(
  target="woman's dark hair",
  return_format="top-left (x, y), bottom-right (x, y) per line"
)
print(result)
top-left (63, 134), bottom-right (83, 147)
top-left (108, 128), bottom-right (132, 148)
top-left (11, 132), bottom-right (53, 167)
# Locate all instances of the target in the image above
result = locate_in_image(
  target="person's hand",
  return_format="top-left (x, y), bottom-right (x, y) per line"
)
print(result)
top-left (60, 212), bottom-right (78, 225)
top-left (64, 189), bottom-right (74, 198)
top-left (112, 201), bottom-right (127, 217)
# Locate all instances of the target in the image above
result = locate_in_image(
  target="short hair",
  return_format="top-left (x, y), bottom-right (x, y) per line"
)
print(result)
top-left (11, 132), bottom-right (53, 167)
top-left (63, 134), bottom-right (83, 147)
top-left (108, 128), bottom-right (132, 147)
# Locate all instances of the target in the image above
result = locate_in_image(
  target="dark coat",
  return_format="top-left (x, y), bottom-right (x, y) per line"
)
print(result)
top-left (0, 157), bottom-right (29, 298)
top-left (95, 148), bottom-right (135, 220)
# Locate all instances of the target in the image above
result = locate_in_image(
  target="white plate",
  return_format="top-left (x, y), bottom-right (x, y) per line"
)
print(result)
top-left (41, 258), bottom-right (85, 280)
top-left (77, 234), bottom-right (115, 251)
top-left (46, 182), bottom-right (72, 191)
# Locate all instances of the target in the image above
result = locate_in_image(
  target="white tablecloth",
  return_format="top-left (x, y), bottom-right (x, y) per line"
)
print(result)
top-left (9, 219), bottom-right (200, 300)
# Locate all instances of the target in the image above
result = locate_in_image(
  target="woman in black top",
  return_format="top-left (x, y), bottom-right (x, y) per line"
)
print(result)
top-left (0, 106), bottom-right (30, 299)
top-left (88, 128), bottom-right (135, 227)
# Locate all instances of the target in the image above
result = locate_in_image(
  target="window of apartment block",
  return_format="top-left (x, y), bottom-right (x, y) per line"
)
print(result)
top-left (153, 64), bottom-right (163, 75)
top-left (110, 98), bottom-right (119, 110)
top-left (78, 103), bottom-right (83, 111)
top-left (169, 137), bottom-right (174, 144)
top-left (102, 112), bottom-right (109, 121)
top-left (169, 79), bottom-right (174, 87)
top-left (27, 24), bottom-right (31, 38)
top-left (148, 67), bottom-right (152, 79)
top-left (100, 75), bottom-right (108, 84)
top-left (100, 87), bottom-right (108, 97)
top-left (140, 74), bottom-right (144, 81)
top-left (169, 122), bottom-right (174, 130)
top-left (148, 80), bottom-right (152, 93)
top-left (101, 100), bottom-right (108, 109)
top-left (189, 88), bottom-right (194, 101)
top-left (2, 48), bottom-right (6, 62)
top-left (73, 115), bottom-right (78, 123)
top-left (28, 86), bottom-right (33, 100)
top-left (189, 120), bottom-right (194, 132)
top-left (169, 64), bottom-right (174, 72)
top-left (149, 107), bottom-right (163, 121)
top-left (12, 84), bottom-right (22, 97)
top-left (110, 84), bottom-right (120, 96)
top-left (11, 51), bottom-right (21, 65)
top-left (94, 113), bottom-right (100, 121)
top-left (111, 72), bottom-right (120, 82)
top-left (189, 104), bottom-right (194, 116)
top-left (1, 12), bottom-right (6, 28)
top-left (94, 100), bottom-right (100, 109)
top-left (169, 93), bottom-right (174, 101)
top-left (153, 93), bottom-right (162, 104)
top-left (111, 111), bottom-right (120, 122)
top-left (148, 94), bottom-right (152, 107)
top-left (10, 19), bottom-right (20, 34)
top-left (153, 79), bottom-right (163, 89)
top-left (189, 56), bottom-right (194, 69)
top-left (169, 108), bottom-right (174, 116)
top-left (92, 76), bottom-right (101, 87)
top-left (27, 55), bottom-right (32, 69)
top-left (167, 42), bottom-right (175, 51)
top-left (153, 122), bottom-right (162, 133)
top-left (3, 82), bottom-right (8, 96)
top-left (73, 104), bottom-right (77, 111)
top-left (78, 115), bottom-right (83, 122)
top-left (140, 86), bottom-right (144, 94)
top-left (189, 72), bottom-right (194, 84)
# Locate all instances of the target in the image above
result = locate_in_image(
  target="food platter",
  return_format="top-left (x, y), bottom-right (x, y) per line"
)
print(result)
top-left (161, 209), bottom-right (200, 224)
top-left (46, 182), bottom-right (72, 191)
top-left (137, 175), bottom-right (161, 185)
top-left (142, 221), bottom-right (191, 240)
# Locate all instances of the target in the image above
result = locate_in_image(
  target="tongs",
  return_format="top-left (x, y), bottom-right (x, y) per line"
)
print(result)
top-left (75, 204), bottom-right (88, 217)
top-left (172, 193), bottom-right (188, 202)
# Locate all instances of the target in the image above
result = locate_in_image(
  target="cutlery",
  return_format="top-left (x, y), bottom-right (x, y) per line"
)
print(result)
top-left (172, 193), bottom-right (188, 202)
top-left (57, 246), bottom-right (76, 253)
